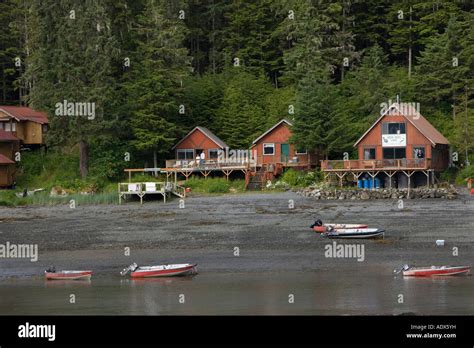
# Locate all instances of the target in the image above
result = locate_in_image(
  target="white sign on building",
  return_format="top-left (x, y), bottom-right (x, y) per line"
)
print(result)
top-left (382, 134), bottom-right (406, 147)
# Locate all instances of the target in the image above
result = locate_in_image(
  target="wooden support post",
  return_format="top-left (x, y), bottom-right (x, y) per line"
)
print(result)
top-left (223, 169), bottom-right (232, 180)
top-left (128, 170), bottom-right (132, 183)
top-left (335, 172), bottom-right (346, 187)
top-left (182, 171), bottom-right (192, 181)
top-left (402, 171), bottom-right (414, 198)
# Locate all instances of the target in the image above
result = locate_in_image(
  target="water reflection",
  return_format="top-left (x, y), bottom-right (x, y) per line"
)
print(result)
top-left (0, 272), bottom-right (472, 315)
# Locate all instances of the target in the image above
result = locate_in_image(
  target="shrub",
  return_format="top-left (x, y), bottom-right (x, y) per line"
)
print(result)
top-left (207, 179), bottom-right (231, 193)
top-left (456, 165), bottom-right (474, 185)
top-left (281, 169), bottom-right (322, 187)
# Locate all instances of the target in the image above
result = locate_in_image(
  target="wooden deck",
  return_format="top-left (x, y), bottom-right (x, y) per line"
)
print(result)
top-left (321, 158), bottom-right (430, 172)
top-left (118, 182), bottom-right (186, 204)
top-left (320, 158), bottom-right (435, 188)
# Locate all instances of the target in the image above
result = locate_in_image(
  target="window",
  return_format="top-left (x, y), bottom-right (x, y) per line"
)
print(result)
top-left (363, 148), bottom-right (376, 160)
top-left (295, 148), bottom-right (307, 155)
top-left (0, 123), bottom-right (3, 129)
top-left (176, 149), bottom-right (194, 160)
top-left (383, 147), bottom-right (406, 159)
top-left (263, 143), bottom-right (275, 155)
top-left (5, 123), bottom-right (16, 132)
top-left (382, 122), bottom-right (406, 135)
top-left (208, 149), bottom-right (219, 159)
top-left (413, 146), bottom-right (425, 159)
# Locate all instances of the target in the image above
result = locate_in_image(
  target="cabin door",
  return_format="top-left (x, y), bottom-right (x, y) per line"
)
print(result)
top-left (281, 144), bottom-right (290, 163)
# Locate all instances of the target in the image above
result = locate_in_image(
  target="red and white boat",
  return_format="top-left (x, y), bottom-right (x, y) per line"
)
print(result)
top-left (310, 219), bottom-right (368, 233)
top-left (396, 264), bottom-right (471, 277)
top-left (45, 269), bottom-right (92, 281)
top-left (121, 262), bottom-right (197, 278)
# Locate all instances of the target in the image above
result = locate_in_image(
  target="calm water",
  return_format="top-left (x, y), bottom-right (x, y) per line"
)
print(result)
top-left (0, 272), bottom-right (472, 315)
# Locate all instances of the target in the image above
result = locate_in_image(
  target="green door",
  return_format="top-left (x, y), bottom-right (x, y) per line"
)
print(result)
top-left (281, 143), bottom-right (290, 163)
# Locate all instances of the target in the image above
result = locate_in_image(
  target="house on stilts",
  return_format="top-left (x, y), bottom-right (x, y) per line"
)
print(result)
top-left (321, 103), bottom-right (450, 189)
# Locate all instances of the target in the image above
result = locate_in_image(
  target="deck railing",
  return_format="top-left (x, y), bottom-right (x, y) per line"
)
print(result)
top-left (321, 158), bottom-right (430, 171)
top-left (165, 158), bottom-right (256, 170)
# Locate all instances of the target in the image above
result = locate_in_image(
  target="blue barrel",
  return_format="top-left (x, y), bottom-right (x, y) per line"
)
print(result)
top-left (363, 179), bottom-right (369, 189)
top-left (358, 179), bottom-right (363, 189)
top-left (374, 178), bottom-right (381, 189)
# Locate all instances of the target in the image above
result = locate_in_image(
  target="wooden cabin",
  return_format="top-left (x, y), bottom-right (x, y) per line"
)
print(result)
top-left (321, 103), bottom-right (450, 188)
top-left (251, 119), bottom-right (318, 169)
top-left (0, 106), bottom-right (49, 147)
top-left (0, 154), bottom-right (16, 187)
top-left (0, 130), bottom-right (20, 159)
top-left (167, 126), bottom-right (229, 168)
top-left (0, 130), bottom-right (19, 187)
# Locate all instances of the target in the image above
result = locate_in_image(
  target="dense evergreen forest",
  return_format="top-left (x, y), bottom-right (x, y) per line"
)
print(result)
top-left (0, 0), bottom-right (472, 181)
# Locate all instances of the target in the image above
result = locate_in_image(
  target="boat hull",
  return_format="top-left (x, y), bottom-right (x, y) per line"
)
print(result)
top-left (45, 271), bottom-right (92, 281)
top-left (403, 266), bottom-right (471, 277)
top-left (131, 264), bottom-right (197, 278)
top-left (312, 223), bottom-right (368, 233)
top-left (324, 228), bottom-right (384, 239)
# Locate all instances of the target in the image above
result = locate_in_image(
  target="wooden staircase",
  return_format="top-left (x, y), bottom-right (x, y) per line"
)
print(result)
top-left (245, 163), bottom-right (284, 190)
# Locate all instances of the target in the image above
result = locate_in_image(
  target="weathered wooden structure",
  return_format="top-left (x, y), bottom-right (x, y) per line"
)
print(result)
top-left (0, 106), bottom-right (49, 147)
top-left (119, 168), bottom-right (186, 204)
top-left (321, 103), bottom-right (450, 189)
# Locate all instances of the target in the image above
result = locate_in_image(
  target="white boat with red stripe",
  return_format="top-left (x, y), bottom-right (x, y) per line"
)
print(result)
top-left (121, 262), bottom-right (197, 278)
top-left (395, 264), bottom-right (471, 277)
top-left (45, 267), bottom-right (92, 281)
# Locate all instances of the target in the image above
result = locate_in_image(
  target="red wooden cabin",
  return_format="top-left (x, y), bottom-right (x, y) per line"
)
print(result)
top-left (167, 126), bottom-right (228, 168)
top-left (251, 119), bottom-right (318, 169)
top-left (321, 103), bottom-right (450, 188)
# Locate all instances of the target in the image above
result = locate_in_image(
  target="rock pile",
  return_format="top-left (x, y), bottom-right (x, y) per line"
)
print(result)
top-left (296, 186), bottom-right (458, 200)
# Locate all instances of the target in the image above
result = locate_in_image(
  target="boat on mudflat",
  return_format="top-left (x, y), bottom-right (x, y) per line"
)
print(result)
top-left (45, 268), bottom-right (92, 281)
top-left (396, 264), bottom-right (471, 277)
top-left (121, 262), bottom-right (197, 278)
top-left (310, 219), bottom-right (368, 233)
top-left (323, 228), bottom-right (385, 239)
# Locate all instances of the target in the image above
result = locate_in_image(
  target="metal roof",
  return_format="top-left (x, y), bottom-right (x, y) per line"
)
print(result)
top-left (0, 153), bottom-right (15, 164)
top-left (0, 106), bottom-right (49, 124)
top-left (0, 129), bottom-right (19, 142)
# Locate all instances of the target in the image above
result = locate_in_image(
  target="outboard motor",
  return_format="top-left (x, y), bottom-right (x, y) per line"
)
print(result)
top-left (45, 266), bottom-right (56, 273)
top-left (120, 262), bottom-right (138, 276)
top-left (310, 219), bottom-right (323, 228)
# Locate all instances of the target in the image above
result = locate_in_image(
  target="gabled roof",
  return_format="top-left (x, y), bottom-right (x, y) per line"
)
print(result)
top-left (0, 106), bottom-right (49, 124)
top-left (0, 129), bottom-right (19, 142)
top-left (172, 126), bottom-right (228, 150)
top-left (354, 103), bottom-right (450, 147)
top-left (252, 119), bottom-right (293, 145)
top-left (0, 154), bottom-right (15, 165)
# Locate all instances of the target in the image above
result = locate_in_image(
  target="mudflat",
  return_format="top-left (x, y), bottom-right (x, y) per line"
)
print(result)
top-left (0, 191), bottom-right (472, 277)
